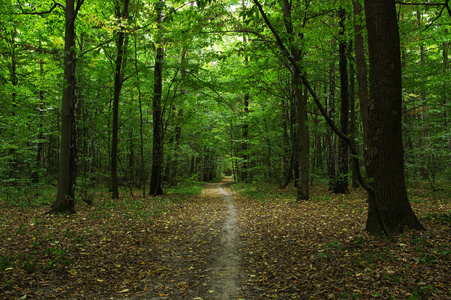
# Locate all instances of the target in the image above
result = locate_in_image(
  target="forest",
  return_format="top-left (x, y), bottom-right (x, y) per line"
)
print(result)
top-left (1, 0), bottom-right (450, 299)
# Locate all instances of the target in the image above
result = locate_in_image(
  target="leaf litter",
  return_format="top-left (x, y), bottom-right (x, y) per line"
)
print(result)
top-left (0, 180), bottom-right (450, 299)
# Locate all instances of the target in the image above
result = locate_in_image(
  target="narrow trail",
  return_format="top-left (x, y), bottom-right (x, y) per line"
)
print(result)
top-left (122, 177), bottom-right (246, 300)
top-left (209, 182), bottom-right (242, 299)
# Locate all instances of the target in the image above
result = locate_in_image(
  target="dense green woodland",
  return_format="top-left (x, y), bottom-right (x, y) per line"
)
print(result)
top-left (0, 0), bottom-right (450, 234)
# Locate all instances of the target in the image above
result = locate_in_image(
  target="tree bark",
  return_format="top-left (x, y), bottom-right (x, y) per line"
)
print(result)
top-left (51, 0), bottom-right (81, 214)
top-left (353, 0), bottom-right (369, 147)
top-left (295, 73), bottom-right (309, 200)
top-left (326, 39), bottom-right (336, 191)
top-left (149, 3), bottom-right (164, 196)
top-left (252, 0), bottom-right (412, 238)
top-left (281, 0), bottom-right (309, 200)
top-left (111, 0), bottom-right (130, 199)
top-left (133, 30), bottom-right (146, 198)
top-left (444, 29), bottom-right (451, 150)
top-left (364, 0), bottom-right (425, 235)
top-left (171, 48), bottom-right (187, 185)
top-left (334, 8), bottom-right (350, 194)
top-left (349, 44), bottom-right (359, 188)
top-left (6, 28), bottom-right (19, 180)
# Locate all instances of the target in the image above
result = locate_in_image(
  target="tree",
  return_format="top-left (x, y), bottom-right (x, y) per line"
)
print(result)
top-left (363, 0), bottom-right (425, 235)
top-left (149, 1), bottom-right (165, 196)
top-left (353, 0), bottom-right (369, 147)
top-left (51, 0), bottom-right (85, 214)
top-left (280, 0), bottom-right (309, 200)
top-left (111, 0), bottom-right (130, 199)
top-left (326, 39), bottom-right (336, 191)
top-left (333, 7), bottom-right (350, 194)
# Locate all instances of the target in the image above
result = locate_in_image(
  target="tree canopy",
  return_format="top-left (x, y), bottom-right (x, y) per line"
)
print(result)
top-left (0, 0), bottom-right (450, 232)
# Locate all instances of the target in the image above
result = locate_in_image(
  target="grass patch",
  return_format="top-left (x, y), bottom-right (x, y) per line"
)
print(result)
top-left (166, 182), bottom-right (203, 196)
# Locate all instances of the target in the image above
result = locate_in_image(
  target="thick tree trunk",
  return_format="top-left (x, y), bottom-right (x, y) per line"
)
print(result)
top-left (334, 8), bottom-right (350, 194)
top-left (51, 0), bottom-right (79, 214)
top-left (364, 0), bottom-right (425, 235)
top-left (149, 5), bottom-right (164, 196)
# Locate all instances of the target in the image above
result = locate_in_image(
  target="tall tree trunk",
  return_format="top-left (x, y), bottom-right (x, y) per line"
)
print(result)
top-left (364, 0), bottom-right (425, 235)
top-left (291, 91), bottom-right (299, 187)
top-left (241, 1), bottom-right (250, 183)
top-left (349, 44), bottom-right (359, 188)
top-left (353, 0), bottom-right (369, 147)
top-left (128, 127), bottom-right (135, 186)
top-left (149, 3), bottom-right (164, 196)
top-left (444, 29), bottom-right (450, 150)
top-left (334, 7), bottom-right (350, 194)
top-left (281, 0), bottom-right (309, 200)
top-left (242, 93), bottom-right (249, 183)
top-left (171, 48), bottom-right (187, 185)
top-left (281, 98), bottom-right (292, 187)
top-left (296, 73), bottom-right (309, 200)
top-left (8, 28), bottom-right (18, 180)
top-left (51, 0), bottom-right (82, 213)
top-left (133, 30), bottom-right (146, 198)
top-left (326, 39), bottom-right (336, 191)
top-left (31, 41), bottom-right (46, 184)
top-left (111, 0), bottom-right (130, 199)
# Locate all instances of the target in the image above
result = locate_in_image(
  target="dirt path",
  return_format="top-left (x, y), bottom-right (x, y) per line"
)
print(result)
top-left (208, 182), bottom-right (242, 299)
top-left (130, 177), bottom-right (246, 300)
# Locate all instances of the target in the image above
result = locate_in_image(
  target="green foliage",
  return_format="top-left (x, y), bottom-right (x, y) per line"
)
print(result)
top-left (231, 183), bottom-right (283, 202)
top-left (166, 183), bottom-right (203, 196)
top-left (0, 0), bottom-right (449, 221)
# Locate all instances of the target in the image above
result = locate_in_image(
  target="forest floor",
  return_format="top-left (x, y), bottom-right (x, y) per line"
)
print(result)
top-left (1, 177), bottom-right (450, 299)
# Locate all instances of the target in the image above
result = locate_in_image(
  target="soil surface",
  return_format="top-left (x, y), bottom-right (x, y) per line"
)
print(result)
top-left (208, 181), bottom-right (242, 299)
top-left (125, 176), bottom-right (247, 300)
top-left (2, 177), bottom-right (450, 299)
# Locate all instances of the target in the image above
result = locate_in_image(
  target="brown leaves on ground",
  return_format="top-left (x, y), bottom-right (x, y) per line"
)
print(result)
top-left (0, 186), bottom-right (228, 299)
top-left (1, 180), bottom-right (450, 299)
top-left (235, 184), bottom-right (451, 299)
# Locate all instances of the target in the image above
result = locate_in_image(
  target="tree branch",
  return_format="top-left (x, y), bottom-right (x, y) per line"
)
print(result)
top-left (17, 0), bottom-right (65, 14)
top-left (252, 0), bottom-right (396, 241)
top-left (396, 0), bottom-right (451, 18)
top-left (395, 1), bottom-right (447, 5)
